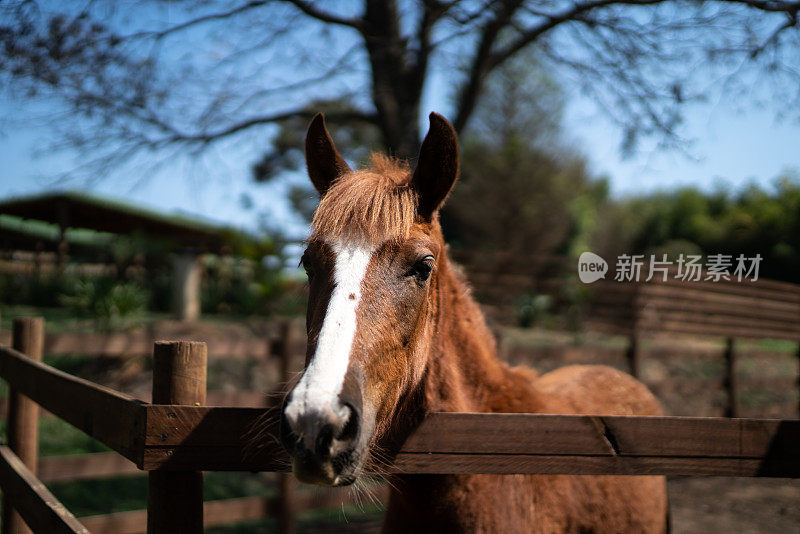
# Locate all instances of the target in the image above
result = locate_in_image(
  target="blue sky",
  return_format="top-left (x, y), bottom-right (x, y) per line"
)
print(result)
top-left (568, 99), bottom-right (800, 194)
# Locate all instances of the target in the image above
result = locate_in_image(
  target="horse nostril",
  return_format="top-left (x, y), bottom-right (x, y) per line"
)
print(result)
top-left (279, 405), bottom-right (302, 454)
top-left (315, 424), bottom-right (334, 459)
top-left (337, 402), bottom-right (359, 442)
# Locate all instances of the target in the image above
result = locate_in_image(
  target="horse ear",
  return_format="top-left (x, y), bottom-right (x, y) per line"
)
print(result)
top-left (410, 112), bottom-right (459, 221)
top-left (305, 113), bottom-right (351, 196)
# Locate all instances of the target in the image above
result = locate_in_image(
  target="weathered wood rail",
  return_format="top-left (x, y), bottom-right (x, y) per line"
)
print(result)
top-left (0, 316), bottom-right (799, 533)
top-left (138, 406), bottom-right (800, 477)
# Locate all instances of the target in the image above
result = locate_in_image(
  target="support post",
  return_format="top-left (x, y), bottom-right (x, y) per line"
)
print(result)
top-left (724, 337), bottom-right (738, 418)
top-left (276, 320), bottom-right (296, 534)
top-left (626, 333), bottom-right (642, 379)
top-left (147, 341), bottom-right (207, 534)
top-left (2, 318), bottom-right (44, 534)
top-left (796, 341), bottom-right (800, 419)
top-left (171, 253), bottom-right (202, 321)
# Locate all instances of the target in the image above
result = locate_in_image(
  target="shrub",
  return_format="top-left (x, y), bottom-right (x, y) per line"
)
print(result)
top-left (516, 294), bottom-right (552, 328)
top-left (60, 277), bottom-right (148, 326)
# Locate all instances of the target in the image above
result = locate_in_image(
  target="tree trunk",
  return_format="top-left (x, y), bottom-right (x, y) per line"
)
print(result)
top-left (363, 0), bottom-right (422, 158)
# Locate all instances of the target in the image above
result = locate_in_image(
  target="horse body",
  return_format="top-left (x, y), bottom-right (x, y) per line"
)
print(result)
top-left (280, 112), bottom-right (667, 533)
top-left (381, 253), bottom-right (667, 533)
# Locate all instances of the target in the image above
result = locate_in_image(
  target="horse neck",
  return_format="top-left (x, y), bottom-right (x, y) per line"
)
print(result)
top-left (420, 252), bottom-right (545, 414)
top-left (381, 252), bottom-right (546, 531)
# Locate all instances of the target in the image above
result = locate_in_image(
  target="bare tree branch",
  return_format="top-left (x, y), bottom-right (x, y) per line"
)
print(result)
top-left (2, 0), bottom-right (800, 185)
top-left (155, 108), bottom-right (378, 145)
top-left (280, 0), bottom-right (365, 30)
top-left (119, 1), bottom-right (270, 42)
top-left (489, 1), bottom-right (664, 70)
top-left (749, 9), bottom-right (799, 57)
top-left (453, 0), bottom-right (525, 132)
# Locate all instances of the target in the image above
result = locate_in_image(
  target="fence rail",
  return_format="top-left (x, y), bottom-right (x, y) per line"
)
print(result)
top-left (0, 330), bottom-right (276, 360)
top-left (0, 445), bottom-right (89, 534)
top-left (136, 406), bottom-right (800, 477)
top-left (0, 344), bottom-right (144, 462)
top-left (37, 453), bottom-right (139, 483)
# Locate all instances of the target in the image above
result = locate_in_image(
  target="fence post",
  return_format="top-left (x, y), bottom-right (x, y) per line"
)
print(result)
top-left (796, 341), bottom-right (800, 419)
top-left (627, 283), bottom-right (643, 379)
top-left (724, 337), bottom-right (738, 418)
top-left (276, 320), bottom-right (296, 534)
top-left (2, 317), bottom-right (44, 534)
top-left (626, 332), bottom-right (642, 379)
top-left (147, 341), bottom-right (207, 534)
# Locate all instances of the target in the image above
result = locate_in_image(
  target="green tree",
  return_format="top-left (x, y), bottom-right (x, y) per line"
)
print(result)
top-left (440, 53), bottom-right (606, 257)
top-left (598, 173), bottom-right (800, 282)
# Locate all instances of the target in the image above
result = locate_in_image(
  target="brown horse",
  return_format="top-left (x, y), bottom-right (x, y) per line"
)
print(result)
top-left (280, 112), bottom-right (668, 533)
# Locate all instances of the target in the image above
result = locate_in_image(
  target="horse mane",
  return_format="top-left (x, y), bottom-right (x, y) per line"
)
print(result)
top-left (310, 153), bottom-right (417, 245)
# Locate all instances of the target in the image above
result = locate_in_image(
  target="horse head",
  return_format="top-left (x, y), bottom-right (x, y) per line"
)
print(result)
top-left (280, 112), bottom-right (459, 486)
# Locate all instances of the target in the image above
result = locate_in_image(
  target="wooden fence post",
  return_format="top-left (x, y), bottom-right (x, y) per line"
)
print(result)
top-left (147, 341), bottom-right (207, 534)
top-left (724, 337), bottom-right (738, 418)
top-left (627, 284), bottom-right (643, 379)
top-left (276, 320), bottom-right (296, 534)
top-left (626, 333), bottom-right (642, 379)
top-left (796, 341), bottom-right (800, 419)
top-left (2, 317), bottom-right (44, 534)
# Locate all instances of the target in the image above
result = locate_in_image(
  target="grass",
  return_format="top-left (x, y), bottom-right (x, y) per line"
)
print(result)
top-left (0, 304), bottom-right (292, 334)
top-left (47, 472), bottom-right (277, 518)
top-left (205, 503), bottom-right (385, 534)
top-left (1, 305), bottom-right (169, 333)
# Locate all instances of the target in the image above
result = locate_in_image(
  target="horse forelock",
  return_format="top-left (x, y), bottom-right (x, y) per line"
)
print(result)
top-left (310, 153), bottom-right (417, 246)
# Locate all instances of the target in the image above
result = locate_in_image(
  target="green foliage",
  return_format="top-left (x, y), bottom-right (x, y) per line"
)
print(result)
top-left (441, 52), bottom-right (607, 256)
top-left (0, 418), bottom-right (108, 457)
top-left (45, 472), bottom-right (273, 519)
top-left (48, 476), bottom-right (148, 517)
top-left (516, 294), bottom-right (552, 328)
top-left (59, 277), bottom-right (148, 326)
top-left (596, 173), bottom-right (800, 283)
top-left (201, 254), bottom-right (289, 316)
top-left (0, 272), bottom-right (78, 308)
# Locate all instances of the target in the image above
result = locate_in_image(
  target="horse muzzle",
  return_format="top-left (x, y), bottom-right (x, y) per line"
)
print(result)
top-left (280, 397), bottom-right (363, 486)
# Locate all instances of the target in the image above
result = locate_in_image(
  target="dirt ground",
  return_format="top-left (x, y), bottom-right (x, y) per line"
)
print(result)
top-left (669, 478), bottom-right (800, 534)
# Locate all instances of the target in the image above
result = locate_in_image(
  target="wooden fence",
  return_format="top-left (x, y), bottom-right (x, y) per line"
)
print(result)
top-left (1, 314), bottom-right (798, 528)
top-left (588, 274), bottom-right (800, 418)
top-left (448, 254), bottom-right (800, 419)
top-left (1, 316), bottom-right (797, 420)
top-left (0, 313), bottom-right (797, 527)
top-left (0, 316), bottom-right (798, 533)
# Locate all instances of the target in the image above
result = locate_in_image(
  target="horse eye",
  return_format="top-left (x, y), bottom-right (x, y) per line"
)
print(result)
top-left (299, 255), bottom-right (315, 279)
top-left (409, 256), bottom-right (434, 282)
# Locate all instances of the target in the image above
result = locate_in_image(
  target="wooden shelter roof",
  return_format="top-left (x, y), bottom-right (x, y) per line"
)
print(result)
top-left (0, 191), bottom-right (239, 253)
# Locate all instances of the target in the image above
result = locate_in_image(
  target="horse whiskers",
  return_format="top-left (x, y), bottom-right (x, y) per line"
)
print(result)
top-left (349, 479), bottom-right (366, 513)
top-left (358, 479), bottom-right (384, 510)
top-left (241, 407), bottom-right (285, 460)
top-left (366, 447), bottom-right (404, 480)
top-left (346, 477), bottom-right (384, 516)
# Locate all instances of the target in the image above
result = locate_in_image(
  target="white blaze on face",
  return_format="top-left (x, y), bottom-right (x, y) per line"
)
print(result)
top-left (284, 239), bottom-right (375, 434)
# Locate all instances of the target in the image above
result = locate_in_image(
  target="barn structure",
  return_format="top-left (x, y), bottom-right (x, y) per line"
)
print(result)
top-left (0, 191), bottom-right (254, 320)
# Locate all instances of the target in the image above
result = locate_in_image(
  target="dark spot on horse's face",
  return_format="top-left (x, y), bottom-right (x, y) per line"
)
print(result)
top-left (349, 293), bottom-right (356, 300)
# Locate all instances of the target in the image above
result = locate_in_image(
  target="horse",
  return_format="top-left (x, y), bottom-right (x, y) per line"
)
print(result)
top-left (279, 112), bottom-right (668, 533)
